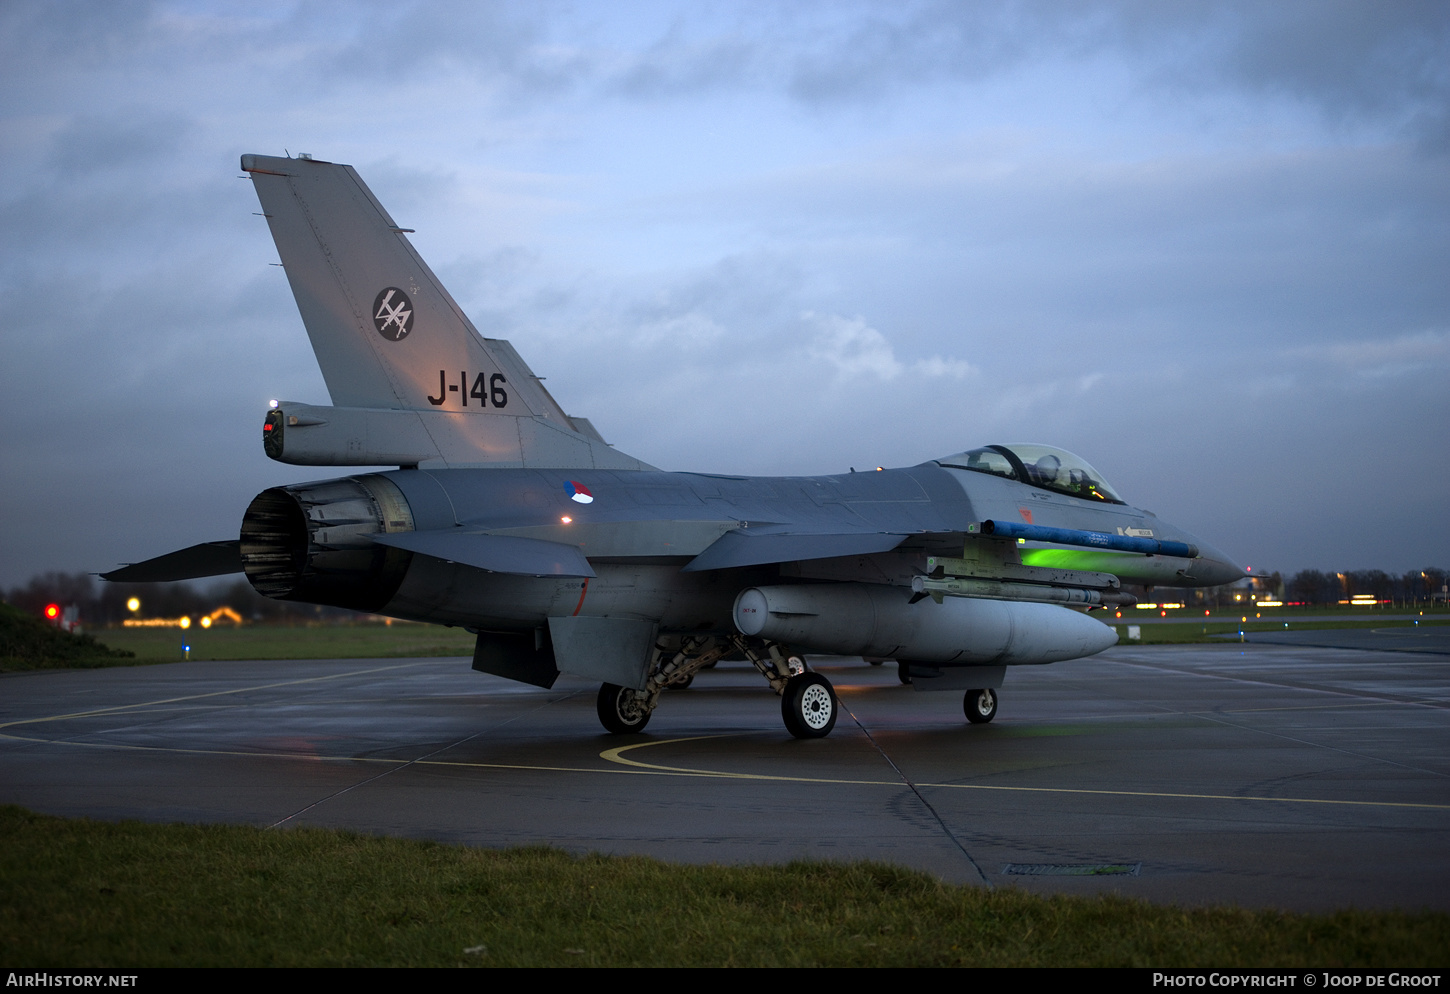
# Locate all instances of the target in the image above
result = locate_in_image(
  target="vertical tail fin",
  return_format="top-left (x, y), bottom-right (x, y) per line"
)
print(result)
top-left (242, 153), bottom-right (648, 470)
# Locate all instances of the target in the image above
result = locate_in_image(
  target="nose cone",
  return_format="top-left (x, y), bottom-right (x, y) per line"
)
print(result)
top-left (1187, 538), bottom-right (1248, 587)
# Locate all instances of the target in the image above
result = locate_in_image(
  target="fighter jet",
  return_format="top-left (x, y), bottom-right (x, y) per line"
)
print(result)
top-left (104, 153), bottom-right (1245, 739)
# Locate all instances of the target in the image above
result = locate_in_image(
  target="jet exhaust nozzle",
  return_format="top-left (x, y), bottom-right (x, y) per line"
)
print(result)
top-left (240, 474), bottom-right (416, 611)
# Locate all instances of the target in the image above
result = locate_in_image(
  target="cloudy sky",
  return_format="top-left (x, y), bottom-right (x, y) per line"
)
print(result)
top-left (2, 0), bottom-right (1447, 588)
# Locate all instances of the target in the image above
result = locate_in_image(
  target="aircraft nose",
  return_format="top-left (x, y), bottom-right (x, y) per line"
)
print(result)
top-left (1189, 540), bottom-right (1248, 586)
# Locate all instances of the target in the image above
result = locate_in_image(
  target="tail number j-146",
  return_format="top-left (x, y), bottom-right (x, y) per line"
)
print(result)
top-left (428, 371), bottom-right (507, 408)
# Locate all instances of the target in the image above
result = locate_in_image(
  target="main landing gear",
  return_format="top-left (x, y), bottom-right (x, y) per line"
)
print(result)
top-left (593, 634), bottom-right (838, 740)
top-left (597, 683), bottom-right (653, 734)
top-left (594, 635), bottom-right (729, 736)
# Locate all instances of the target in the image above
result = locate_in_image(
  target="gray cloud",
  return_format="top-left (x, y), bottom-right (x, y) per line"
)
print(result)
top-left (9, 3), bottom-right (1440, 141)
top-left (46, 112), bottom-right (194, 176)
top-left (1194, 2), bottom-right (1450, 128)
top-left (820, 1), bottom-right (1450, 136)
top-left (320, 1), bottom-right (582, 98)
top-left (1, 0), bottom-right (1446, 586)
top-left (0, 1), bottom-right (154, 70)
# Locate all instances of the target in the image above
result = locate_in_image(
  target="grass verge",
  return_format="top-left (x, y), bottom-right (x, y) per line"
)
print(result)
top-left (0, 603), bottom-right (137, 672)
top-left (1110, 619), bottom-right (1450, 645)
top-left (1, 807), bottom-right (1444, 967)
top-left (89, 622), bottom-right (477, 664)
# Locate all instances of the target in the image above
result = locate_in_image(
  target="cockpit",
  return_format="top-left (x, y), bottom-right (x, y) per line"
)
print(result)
top-left (936, 444), bottom-right (1125, 504)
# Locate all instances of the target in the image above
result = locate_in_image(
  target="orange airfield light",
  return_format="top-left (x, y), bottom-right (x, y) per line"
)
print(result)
top-left (121, 606), bottom-right (244, 629)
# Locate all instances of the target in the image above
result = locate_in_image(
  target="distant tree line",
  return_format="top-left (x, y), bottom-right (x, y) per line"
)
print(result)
top-left (3, 572), bottom-right (365, 628)
top-left (1137, 567), bottom-right (1448, 608)
top-left (7, 565), bottom-right (1447, 630)
top-left (1282, 569), bottom-right (1448, 606)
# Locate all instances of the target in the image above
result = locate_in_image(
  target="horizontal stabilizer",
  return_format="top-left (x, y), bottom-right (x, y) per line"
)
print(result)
top-left (682, 529), bottom-right (907, 572)
top-left (101, 541), bottom-right (242, 582)
top-left (372, 530), bottom-right (595, 577)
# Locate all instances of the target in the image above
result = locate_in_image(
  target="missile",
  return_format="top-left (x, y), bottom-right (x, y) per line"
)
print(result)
top-left (971, 520), bottom-right (1199, 559)
top-left (910, 575), bottom-right (1137, 607)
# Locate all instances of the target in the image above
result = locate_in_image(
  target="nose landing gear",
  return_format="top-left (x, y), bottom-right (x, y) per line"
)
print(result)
top-left (964, 687), bottom-right (998, 724)
top-left (781, 671), bottom-right (838, 739)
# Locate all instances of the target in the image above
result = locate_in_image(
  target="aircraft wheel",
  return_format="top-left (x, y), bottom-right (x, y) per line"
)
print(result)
top-left (597, 683), bottom-right (651, 734)
top-left (670, 671), bottom-right (695, 689)
top-left (782, 672), bottom-right (837, 739)
top-left (897, 662), bottom-right (912, 685)
top-left (964, 688), bottom-right (997, 724)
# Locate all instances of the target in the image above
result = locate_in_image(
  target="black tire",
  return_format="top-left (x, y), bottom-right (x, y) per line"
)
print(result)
top-left (669, 671), bottom-right (695, 689)
top-left (597, 683), bottom-right (651, 734)
top-left (781, 672), bottom-right (837, 739)
top-left (964, 688), bottom-right (998, 724)
top-left (897, 662), bottom-right (912, 684)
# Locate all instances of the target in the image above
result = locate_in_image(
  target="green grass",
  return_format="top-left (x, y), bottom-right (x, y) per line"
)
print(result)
top-left (0, 602), bottom-right (136, 672)
top-left (91, 621), bottom-right (477, 664)
top-left (1192, 604), bottom-right (1450, 618)
top-left (1110, 618), bottom-right (1450, 645)
top-left (0, 807), bottom-right (1443, 968)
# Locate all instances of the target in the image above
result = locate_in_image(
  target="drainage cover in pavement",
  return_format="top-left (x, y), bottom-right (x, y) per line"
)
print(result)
top-left (1003, 863), bottom-right (1141, 876)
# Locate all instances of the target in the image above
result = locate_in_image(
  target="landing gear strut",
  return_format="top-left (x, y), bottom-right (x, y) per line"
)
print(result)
top-left (595, 634), bottom-right (730, 735)
top-left (730, 636), bottom-right (839, 738)
top-left (594, 634), bottom-right (840, 739)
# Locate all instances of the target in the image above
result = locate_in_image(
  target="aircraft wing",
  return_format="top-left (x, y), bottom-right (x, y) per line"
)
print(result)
top-left (681, 528), bottom-right (911, 572)
top-left (371, 531), bottom-right (595, 577)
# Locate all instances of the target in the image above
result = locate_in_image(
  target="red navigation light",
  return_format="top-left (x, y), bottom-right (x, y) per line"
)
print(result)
top-left (44, 603), bottom-right (60, 621)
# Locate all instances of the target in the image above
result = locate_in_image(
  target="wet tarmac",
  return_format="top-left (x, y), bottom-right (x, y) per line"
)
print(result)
top-left (1233, 626), bottom-right (1450, 654)
top-left (2, 638), bottom-right (1447, 912)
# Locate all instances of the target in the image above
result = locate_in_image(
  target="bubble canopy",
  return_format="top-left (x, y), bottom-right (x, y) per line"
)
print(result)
top-left (936, 444), bottom-right (1125, 505)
